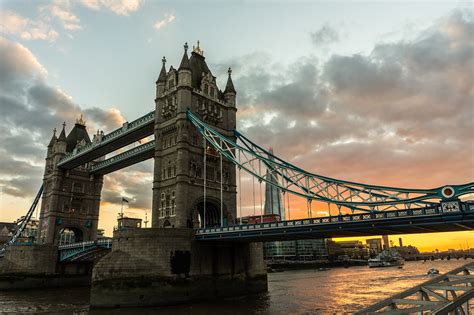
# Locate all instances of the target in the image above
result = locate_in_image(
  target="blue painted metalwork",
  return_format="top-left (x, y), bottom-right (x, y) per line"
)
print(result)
top-left (58, 111), bottom-right (155, 167)
top-left (90, 140), bottom-right (155, 174)
top-left (195, 201), bottom-right (474, 241)
top-left (58, 238), bottom-right (112, 262)
top-left (0, 184), bottom-right (43, 256)
top-left (187, 110), bottom-right (474, 213)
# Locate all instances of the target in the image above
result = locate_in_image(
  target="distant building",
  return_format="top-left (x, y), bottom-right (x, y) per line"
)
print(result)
top-left (334, 240), bottom-right (369, 259)
top-left (265, 239), bottom-right (329, 261)
top-left (259, 150), bottom-right (328, 261)
top-left (392, 245), bottom-right (420, 258)
top-left (366, 238), bottom-right (383, 256)
top-left (117, 216), bottom-right (142, 229)
top-left (0, 222), bottom-right (16, 244)
top-left (382, 235), bottom-right (389, 249)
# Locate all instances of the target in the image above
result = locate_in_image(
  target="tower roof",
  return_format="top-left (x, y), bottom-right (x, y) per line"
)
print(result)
top-left (157, 56), bottom-right (167, 83)
top-left (189, 51), bottom-right (211, 88)
top-left (178, 42), bottom-right (190, 70)
top-left (224, 67), bottom-right (236, 94)
top-left (66, 122), bottom-right (91, 152)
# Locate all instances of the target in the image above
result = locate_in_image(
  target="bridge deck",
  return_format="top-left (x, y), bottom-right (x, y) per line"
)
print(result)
top-left (196, 203), bottom-right (474, 242)
top-left (58, 111), bottom-right (155, 169)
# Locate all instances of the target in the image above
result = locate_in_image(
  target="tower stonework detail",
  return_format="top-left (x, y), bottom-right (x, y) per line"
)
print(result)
top-left (38, 119), bottom-right (103, 245)
top-left (152, 43), bottom-right (237, 228)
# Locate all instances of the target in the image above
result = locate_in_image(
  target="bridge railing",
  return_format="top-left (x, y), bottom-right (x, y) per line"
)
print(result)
top-left (58, 111), bottom-right (155, 165)
top-left (58, 238), bottom-right (112, 250)
top-left (196, 202), bottom-right (472, 235)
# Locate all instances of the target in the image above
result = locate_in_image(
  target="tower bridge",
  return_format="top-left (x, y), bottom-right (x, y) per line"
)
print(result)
top-left (0, 42), bottom-right (473, 308)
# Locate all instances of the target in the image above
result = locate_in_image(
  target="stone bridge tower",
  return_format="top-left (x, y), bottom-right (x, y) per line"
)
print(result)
top-left (152, 42), bottom-right (237, 229)
top-left (38, 118), bottom-right (103, 245)
top-left (91, 43), bottom-right (267, 307)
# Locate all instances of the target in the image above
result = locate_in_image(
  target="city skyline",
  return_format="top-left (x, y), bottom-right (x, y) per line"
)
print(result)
top-left (0, 0), bottom-right (473, 251)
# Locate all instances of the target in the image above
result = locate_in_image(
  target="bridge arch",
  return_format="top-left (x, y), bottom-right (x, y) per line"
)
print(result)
top-left (57, 226), bottom-right (84, 245)
top-left (190, 196), bottom-right (230, 228)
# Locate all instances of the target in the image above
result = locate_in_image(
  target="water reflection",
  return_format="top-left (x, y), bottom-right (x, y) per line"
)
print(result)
top-left (0, 260), bottom-right (472, 314)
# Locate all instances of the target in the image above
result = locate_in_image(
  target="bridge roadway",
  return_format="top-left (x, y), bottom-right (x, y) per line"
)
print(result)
top-left (56, 202), bottom-right (473, 261)
top-left (58, 111), bottom-right (155, 170)
top-left (195, 201), bottom-right (474, 242)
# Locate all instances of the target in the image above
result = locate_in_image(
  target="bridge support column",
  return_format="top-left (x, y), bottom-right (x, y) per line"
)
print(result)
top-left (90, 228), bottom-right (267, 308)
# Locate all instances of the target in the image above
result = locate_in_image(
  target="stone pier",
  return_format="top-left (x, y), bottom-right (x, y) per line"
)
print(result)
top-left (90, 228), bottom-right (267, 308)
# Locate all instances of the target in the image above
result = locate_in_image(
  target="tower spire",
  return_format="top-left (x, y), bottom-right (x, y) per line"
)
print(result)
top-left (58, 122), bottom-right (67, 142)
top-left (224, 67), bottom-right (236, 94)
top-left (157, 56), bottom-right (167, 83)
top-left (48, 128), bottom-right (57, 147)
top-left (179, 42), bottom-right (190, 70)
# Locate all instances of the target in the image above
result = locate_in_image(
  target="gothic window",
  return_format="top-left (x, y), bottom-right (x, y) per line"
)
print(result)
top-left (210, 87), bottom-right (215, 97)
top-left (204, 84), bottom-right (208, 95)
top-left (168, 166), bottom-right (171, 178)
top-left (173, 165), bottom-right (176, 177)
top-left (162, 168), bottom-right (166, 179)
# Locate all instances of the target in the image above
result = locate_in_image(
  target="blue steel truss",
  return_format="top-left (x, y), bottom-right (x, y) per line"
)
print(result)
top-left (187, 111), bottom-right (474, 213)
top-left (58, 239), bottom-right (112, 262)
top-left (0, 184), bottom-right (43, 256)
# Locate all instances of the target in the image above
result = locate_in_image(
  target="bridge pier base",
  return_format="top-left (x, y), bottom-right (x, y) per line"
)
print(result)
top-left (90, 228), bottom-right (267, 308)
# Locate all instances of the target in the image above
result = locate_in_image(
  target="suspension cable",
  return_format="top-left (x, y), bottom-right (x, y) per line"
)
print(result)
top-left (220, 141), bottom-right (223, 227)
top-left (259, 160), bottom-right (263, 223)
top-left (252, 161), bottom-right (256, 216)
top-left (203, 138), bottom-right (207, 228)
top-left (238, 150), bottom-right (242, 225)
top-left (287, 187), bottom-right (291, 220)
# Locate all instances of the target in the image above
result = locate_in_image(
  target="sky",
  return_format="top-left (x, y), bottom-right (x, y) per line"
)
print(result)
top-left (0, 0), bottom-right (473, 252)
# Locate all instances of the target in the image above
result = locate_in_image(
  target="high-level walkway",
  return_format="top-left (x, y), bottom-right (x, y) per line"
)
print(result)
top-left (356, 262), bottom-right (474, 314)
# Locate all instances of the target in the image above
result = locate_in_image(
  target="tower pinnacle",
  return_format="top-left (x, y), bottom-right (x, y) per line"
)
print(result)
top-left (224, 67), bottom-right (236, 94)
top-left (157, 56), bottom-right (167, 83)
top-left (179, 42), bottom-right (190, 70)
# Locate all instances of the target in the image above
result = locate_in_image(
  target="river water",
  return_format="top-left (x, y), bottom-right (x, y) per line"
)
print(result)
top-left (0, 260), bottom-right (472, 314)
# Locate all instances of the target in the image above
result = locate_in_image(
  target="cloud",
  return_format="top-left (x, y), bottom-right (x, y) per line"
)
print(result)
top-left (0, 37), bottom-right (127, 200)
top-left (310, 23), bottom-right (339, 46)
top-left (81, 0), bottom-right (143, 16)
top-left (0, 10), bottom-right (59, 42)
top-left (154, 14), bottom-right (176, 30)
top-left (224, 9), bottom-right (473, 194)
top-left (49, 2), bottom-right (82, 31)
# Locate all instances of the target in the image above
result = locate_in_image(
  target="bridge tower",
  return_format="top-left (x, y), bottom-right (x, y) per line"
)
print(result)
top-left (38, 118), bottom-right (103, 245)
top-left (152, 41), bottom-right (237, 228)
top-left (91, 42), bottom-right (267, 308)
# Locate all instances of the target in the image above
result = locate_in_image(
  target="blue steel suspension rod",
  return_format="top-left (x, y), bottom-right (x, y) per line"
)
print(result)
top-left (187, 110), bottom-right (474, 212)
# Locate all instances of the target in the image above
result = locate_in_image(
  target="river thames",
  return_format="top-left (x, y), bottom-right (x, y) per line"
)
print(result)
top-left (0, 260), bottom-right (471, 314)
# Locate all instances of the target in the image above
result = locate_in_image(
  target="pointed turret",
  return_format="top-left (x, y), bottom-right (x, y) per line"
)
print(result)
top-left (48, 128), bottom-right (57, 148)
top-left (156, 56), bottom-right (167, 98)
top-left (54, 122), bottom-right (67, 154)
top-left (224, 67), bottom-right (236, 94)
top-left (157, 56), bottom-right (167, 84)
top-left (224, 67), bottom-right (236, 107)
top-left (179, 43), bottom-right (190, 70)
top-left (178, 43), bottom-right (192, 88)
top-left (58, 122), bottom-right (67, 142)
